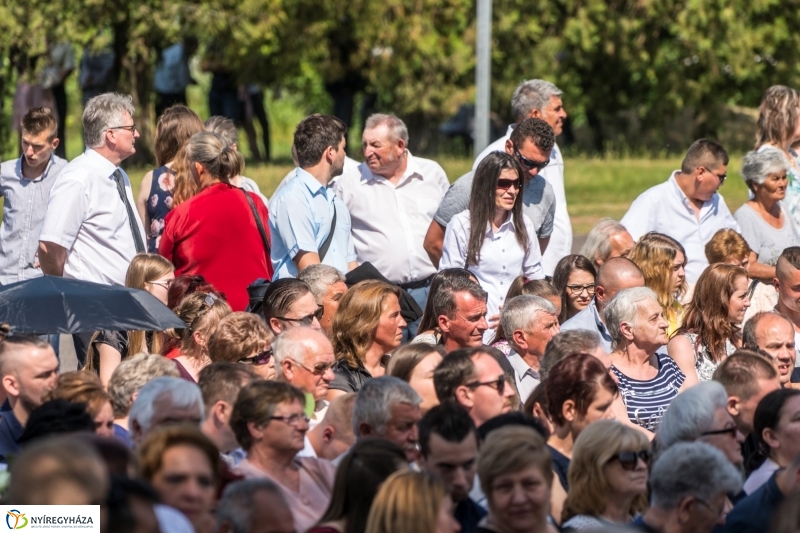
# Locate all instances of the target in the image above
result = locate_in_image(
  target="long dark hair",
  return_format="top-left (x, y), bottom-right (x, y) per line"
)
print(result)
top-left (466, 152), bottom-right (529, 267)
top-left (750, 388), bottom-right (800, 473)
top-left (552, 254), bottom-right (597, 323)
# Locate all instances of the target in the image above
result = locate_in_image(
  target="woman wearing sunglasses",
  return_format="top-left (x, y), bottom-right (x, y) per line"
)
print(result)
top-left (440, 152), bottom-right (544, 338)
top-left (208, 312), bottom-right (277, 380)
top-left (561, 420), bottom-right (650, 530)
top-left (544, 353), bottom-right (619, 525)
top-left (552, 254), bottom-right (597, 323)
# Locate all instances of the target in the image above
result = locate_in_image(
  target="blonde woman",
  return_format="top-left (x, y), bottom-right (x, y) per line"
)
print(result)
top-left (165, 291), bottom-right (232, 382)
top-left (365, 470), bottom-right (459, 533)
top-left (561, 420), bottom-right (650, 530)
top-left (86, 253), bottom-right (175, 387)
top-left (628, 232), bottom-right (687, 336)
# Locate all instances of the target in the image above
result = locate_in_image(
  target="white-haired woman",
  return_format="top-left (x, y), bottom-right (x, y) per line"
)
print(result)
top-left (735, 147), bottom-right (800, 281)
top-left (603, 287), bottom-right (686, 433)
top-left (657, 381), bottom-right (745, 467)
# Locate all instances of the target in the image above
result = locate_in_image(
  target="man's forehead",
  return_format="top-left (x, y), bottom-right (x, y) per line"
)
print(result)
top-left (363, 124), bottom-right (393, 143)
top-left (455, 292), bottom-right (486, 311)
top-left (429, 431), bottom-right (478, 455)
top-left (758, 315), bottom-right (795, 339)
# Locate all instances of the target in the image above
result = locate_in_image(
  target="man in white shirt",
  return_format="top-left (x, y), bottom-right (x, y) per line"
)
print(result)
top-left (334, 114), bottom-right (449, 338)
top-left (473, 79), bottom-right (571, 275)
top-left (500, 295), bottom-right (560, 403)
top-left (620, 139), bottom-right (739, 283)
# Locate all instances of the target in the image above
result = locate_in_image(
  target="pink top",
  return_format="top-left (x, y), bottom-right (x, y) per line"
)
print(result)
top-left (234, 456), bottom-right (336, 533)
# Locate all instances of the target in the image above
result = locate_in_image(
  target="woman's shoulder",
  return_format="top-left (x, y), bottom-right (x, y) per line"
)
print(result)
top-left (297, 457), bottom-right (337, 486)
top-left (562, 515), bottom-right (610, 531)
top-left (94, 330), bottom-right (128, 351)
top-left (449, 209), bottom-right (472, 227)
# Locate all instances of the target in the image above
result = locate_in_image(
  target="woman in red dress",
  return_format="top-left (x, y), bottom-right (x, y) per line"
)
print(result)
top-left (160, 131), bottom-right (273, 311)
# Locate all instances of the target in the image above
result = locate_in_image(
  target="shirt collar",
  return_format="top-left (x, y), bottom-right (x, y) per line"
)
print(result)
top-left (668, 171), bottom-right (713, 210)
top-left (85, 148), bottom-right (121, 178)
top-left (508, 350), bottom-right (541, 381)
top-left (295, 167), bottom-right (328, 197)
top-left (485, 212), bottom-right (516, 237)
top-left (15, 153), bottom-right (57, 182)
top-left (590, 299), bottom-right (610, 334)
top-left (360, 151), bottom-right (422, 186)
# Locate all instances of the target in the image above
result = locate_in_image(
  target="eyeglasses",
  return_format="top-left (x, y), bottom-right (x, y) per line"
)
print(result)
top-left (270, 413), bottom-right (310, 427)
top-left (695, 498), bottom-right (727, 518)
top-left (608, 450), bottom-right (652, 471)
top-left (700, 426), bottom-right (738, 438)
top-left (108, 124), bottom-right (137, 133)
top-left (275, 305), bottom-right (324, 326)
top-left (496, 178), bottom-right (523, 191)
top-left (148, 279), bottom-right (174, 290)
top-left (701, 166), bottom-right (727, 184)
top-left (238, 349), bottom-right (273, 366)
top-left (566, 283), bottom-right (596, 296)
top-left (514, 147), bottom-right (550, 171)
top-left (466, 376), bottom-right (505, 396)
top-left (292, 359), bottom-right (335, 375)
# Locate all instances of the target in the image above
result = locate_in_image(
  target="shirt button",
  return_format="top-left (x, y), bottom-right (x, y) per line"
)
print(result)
top-left (502, 266), bottom-right (506, 270)
top-left (502, 249), bottom-right (505, 252)
top-left (500, 281), bottom-right (504, 285)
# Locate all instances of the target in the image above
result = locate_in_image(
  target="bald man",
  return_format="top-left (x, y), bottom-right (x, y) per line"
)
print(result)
top-left (0, 334), bottom-right (59, 460)
top-left (775, 247), bottom-right (800, 369)
top-left (561, 257), bottom-right (645, 352)
top-left (272, 326), bottom-right (336, 426)
top-left (301, 393), bottom-right (357, 460)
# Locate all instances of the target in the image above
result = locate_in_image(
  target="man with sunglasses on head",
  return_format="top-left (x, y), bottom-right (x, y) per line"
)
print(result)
top-left (262, 278), bottom-right (324, 335)
top-left (272, 326), bottom-right (336, 430)
top-left (423, 117), bottom-right (556, 268)
top-left (621, 139), bottom-right (739, 284)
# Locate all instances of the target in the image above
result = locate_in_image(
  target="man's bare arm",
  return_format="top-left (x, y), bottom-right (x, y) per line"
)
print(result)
top-left (38, 241), bottom-right (67, 276)
top-left (423, 220), bottom-right (446, 268)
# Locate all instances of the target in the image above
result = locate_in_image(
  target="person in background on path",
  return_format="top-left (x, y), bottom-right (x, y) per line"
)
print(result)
top-left (0, 107), bottom-right (66, 286)
top-left (78, 35), bottom-right (115, 106)
top-left (242, 85), bottom-right (271, 162)
top-left (153, 36), bottom-right (198, 119)
top-left (204, 116), bottom-right (268, 205)
top-left (42, 41), bottom-right (74, 159)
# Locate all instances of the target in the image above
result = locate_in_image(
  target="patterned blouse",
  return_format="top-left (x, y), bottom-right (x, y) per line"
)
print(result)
top-left (678, 332), bottom-right (737, 382)
top-left (146, 165), bottom-right (174, 253)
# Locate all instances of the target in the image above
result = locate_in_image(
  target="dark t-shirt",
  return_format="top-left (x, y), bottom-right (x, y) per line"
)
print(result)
top-left (719, 472), bottom-right (784, 533)
top-left (329, 359), bottom-right (373, 393)
top-left (547, 445), bottom-right (571, 491)
top-left (455, 497), bottom-right (487, 533)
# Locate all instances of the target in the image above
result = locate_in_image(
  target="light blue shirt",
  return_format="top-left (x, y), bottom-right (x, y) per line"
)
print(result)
top-left (560, 299), bottom-right (613, 353)
top-left (153, 43), bottom-right (192, 93)
top-left (268, 168), bottom-right (356, 279)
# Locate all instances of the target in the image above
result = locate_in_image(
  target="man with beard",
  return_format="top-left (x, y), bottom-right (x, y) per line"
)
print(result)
top-left (269, 114), bottom-right (358, 279)
top-left (0, 334), bottom-right (59, 460)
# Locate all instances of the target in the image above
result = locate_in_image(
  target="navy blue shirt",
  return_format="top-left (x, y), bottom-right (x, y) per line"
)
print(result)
top-left (0, 401), bottom-right (24, 461)
top-left (719, 471), bottom-right (783, 533)
top-left (455, 497), bottom-right (486, 533)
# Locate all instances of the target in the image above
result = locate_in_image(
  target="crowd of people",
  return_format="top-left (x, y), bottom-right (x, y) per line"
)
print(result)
top-left (3, 79), bottom-right (800, 533)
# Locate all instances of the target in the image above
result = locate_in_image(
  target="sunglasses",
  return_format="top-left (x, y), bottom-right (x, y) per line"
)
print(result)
top-left (514, 147), bottom-right (550, 171)
top-left (608, 450), bottom-right (652, 471)
top-left (293, 359), bottom-right (335, 375)
top-left (275, 305), bottom-right (324, 326)
top-left (466, 376), bottom-right (505, 396)
top-left (497, 178), bottom-right (523, 191)
top-left (700, 426), bottom-right (738, 438)
top-left (238, 349), bottom-right (273, 366)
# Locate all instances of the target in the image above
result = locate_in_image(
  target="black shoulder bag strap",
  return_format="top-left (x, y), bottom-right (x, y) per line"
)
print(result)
top-left (240, 189), bottom-right (271, 261)
top-left (319, 202), bottom-right (337, 261)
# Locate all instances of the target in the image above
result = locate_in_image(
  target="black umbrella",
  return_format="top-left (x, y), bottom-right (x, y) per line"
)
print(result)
top-left (0, 276), bottom-right (186, 334)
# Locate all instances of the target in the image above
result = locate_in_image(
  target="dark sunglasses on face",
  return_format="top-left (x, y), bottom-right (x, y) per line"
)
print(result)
top-left (275, 305), bottom-right (324, 326)
top-left (466, 375), bottom-right (505, 396)
top-left (497, 178), bottom-right (523, 191)
top-left (608, 450), bottom-right (652, 471)
top-left (238, 349), bottom-right (273, 366)
top-left (514, 147), bottom-right (550, 171)
top-left (700, 426), bottom-right (738, 438)
top-left (294, 359), bottom-right (335, 375)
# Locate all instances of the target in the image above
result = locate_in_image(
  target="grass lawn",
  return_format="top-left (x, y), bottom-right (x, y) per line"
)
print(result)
top-left (127, 154), bottom-right (751, 235)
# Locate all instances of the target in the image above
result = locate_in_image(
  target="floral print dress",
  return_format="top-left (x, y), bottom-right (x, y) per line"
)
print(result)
top-left (146, 165), bottom-right (174, 253)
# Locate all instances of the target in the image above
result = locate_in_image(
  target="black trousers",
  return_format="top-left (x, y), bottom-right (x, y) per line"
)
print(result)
top-left (52, 82), bottom-right (67, 159)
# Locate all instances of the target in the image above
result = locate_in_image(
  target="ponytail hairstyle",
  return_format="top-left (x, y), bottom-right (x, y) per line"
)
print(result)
top-left (186, 131), bottom-right (244, 184)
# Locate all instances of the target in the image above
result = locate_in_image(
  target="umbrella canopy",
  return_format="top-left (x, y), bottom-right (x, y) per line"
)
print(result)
top-left (0, 276), bottom-right (186, 334)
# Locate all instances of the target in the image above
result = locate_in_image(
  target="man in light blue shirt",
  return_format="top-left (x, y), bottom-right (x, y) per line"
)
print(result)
top-left (153, 37), bottom-right (198, 117)
top-left (269, 114), bottom-right (357, 279)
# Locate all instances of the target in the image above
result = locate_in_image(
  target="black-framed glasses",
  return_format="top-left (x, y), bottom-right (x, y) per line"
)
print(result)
top-left (293, 359), bottom-right (335, 375)
top-left (270, 413), bottom-right (310, 427)
top-left (238, 349), bottom-right (273, 366)
top-left (695, 498), bottom-right (727, 518)
top-left (514, 147), bottom-right (550, 171)
top-left (497, 178), bottom-right (523, 191)
top-left (108, 124), bottom-right (137, 133)
top-left (566, 283), bottom-right (596, 296)
top-left (275, 305), bottom-right (324, 326)
top-left (700, 426), bottom-right (738, 438)
top-left (608, 450), bottom-right (652, 471)
top-left (701, 165), bottom-right (727, 184)
top-left (466, 376), bottom-right (505, 396)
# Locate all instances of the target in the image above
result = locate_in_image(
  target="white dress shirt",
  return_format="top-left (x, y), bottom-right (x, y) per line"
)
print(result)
top-left (39, 149), bottom-right (146, 286)
top-left (440, 210), bottom-right (544, 320)
top-left (334, 153), bottom-right (449, 284)
top-left (620, 171), bottom-right (739, 283)
top-left (507, 350), bottom-right (541, 403)
top-left (474, 127), bottom-right (572, 275)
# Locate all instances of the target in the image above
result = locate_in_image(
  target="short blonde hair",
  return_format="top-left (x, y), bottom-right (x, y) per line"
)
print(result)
top-left (364, 470), bottom-right (448, 533)
top-left (704, 229), bottom-right (751, 265)
top-left (478, 425), bottom-right (552, 497)
top-left (208, 312), bottom-right (274, 363)
top-left (561, 420), bottom-right (650, 523)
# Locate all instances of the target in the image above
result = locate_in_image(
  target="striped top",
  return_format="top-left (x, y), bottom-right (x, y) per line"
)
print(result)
top-left (611, 352), bottom-right (685, 433)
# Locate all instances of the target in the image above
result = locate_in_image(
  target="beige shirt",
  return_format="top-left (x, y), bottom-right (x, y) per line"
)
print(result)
top-left (334, 153), bottom-right (449, 284)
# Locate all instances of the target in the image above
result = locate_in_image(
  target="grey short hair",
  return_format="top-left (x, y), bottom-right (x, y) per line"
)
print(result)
top-left (271, 327), bottom-right (317, 378)
top-left (500, 295), bottom-right (556, 336)
top-left (217, 479), bottom-right (288, 533)
top-left (580, 218), bottom-right (629, 269)
top-left (352, 376), bottom-right (421, 436)
top-left (298, 264), bottom-right (346, 303)
top-left (128, 377), bottom-right (204, 434)
top-left (650, 442), bottom-right (742, 509)
top-left (432, 277), bottom-right (488, 320)
top-left (511, 80), bottom-right (563, 123)
top-left (603, 287), bottom-right (659, 351)
top-left (741, 146), bottom-right (790, 190)
top-left (83, 92), bottom-right (136, 148)
top-left (658, 381), bottom-right (729, 448)
top-left (108, 352), bottom-right (180, 418)
top-left (540, 329), bottom-right (603, 381)
top-left (364, 113), bottom-right (409, 144)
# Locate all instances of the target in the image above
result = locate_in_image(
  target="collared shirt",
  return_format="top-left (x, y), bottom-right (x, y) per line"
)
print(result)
top-left (334, 153), bottom-right (449, 284)
top-left (620, 171), bottom-right (739, 283)
top-left (153, 43), bottom-right (192, 94)
top-left (39, 149), bottom-right (146, 286)
top-left (440, 210), bottom-right (544, 320)
top-left (473, 127), bottom-right (572, 276)
top-left (560, 299), bottom-right (613, 353)
top-left (268, 168), bottom-right (357, 279)
top-left (273, 156), bottom-right (361, 199)
top-left (0, 154), bottom-right (67, 285)
top-left (507, 350), bottom-right (541, 403)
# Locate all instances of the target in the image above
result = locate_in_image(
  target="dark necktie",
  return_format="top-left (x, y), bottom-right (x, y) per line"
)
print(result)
top-left (112, 169), bottom-right (145, 254)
